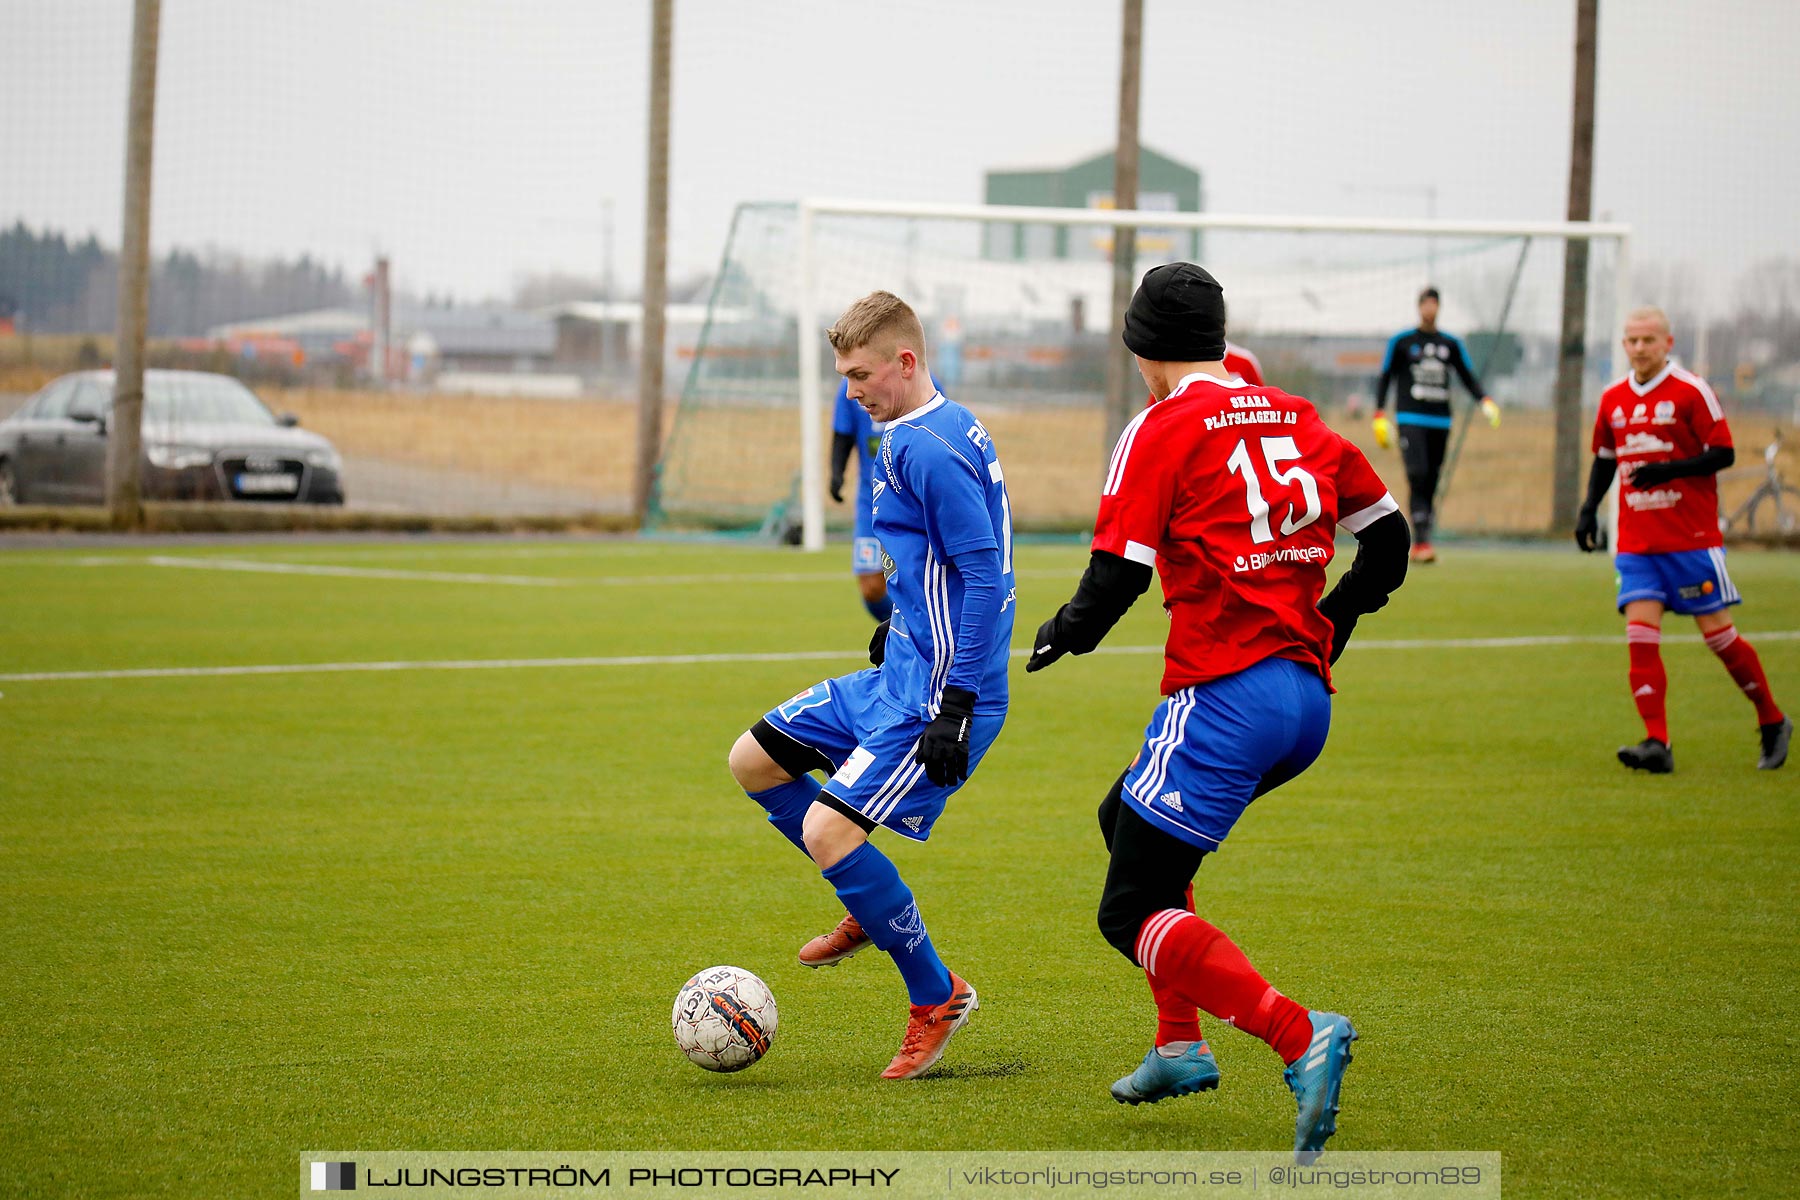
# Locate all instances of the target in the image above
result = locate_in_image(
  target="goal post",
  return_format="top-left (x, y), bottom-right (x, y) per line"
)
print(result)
top-left (653, 198), bottom-right (1632, 548)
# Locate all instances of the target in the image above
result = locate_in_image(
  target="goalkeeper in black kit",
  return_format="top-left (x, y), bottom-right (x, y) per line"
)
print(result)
top-left (1371, 287), bottom-right (1500, 563)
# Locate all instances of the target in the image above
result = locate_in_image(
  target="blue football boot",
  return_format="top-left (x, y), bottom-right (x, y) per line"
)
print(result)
top-left (1110, 1039), bottom-right (1221, 1105)
top-left (1284, 1011), bottom-right (1356, 1163)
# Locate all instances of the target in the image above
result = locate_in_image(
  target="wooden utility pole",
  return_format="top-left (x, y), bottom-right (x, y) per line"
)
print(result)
top-left (107, 0), bottom-right (161, 529)
top-left (1550, 0), bottom-right (1598, 531)
top-left (369, 256), bottom-right (391, 387)
top-left (634, 0), bottom-right (674, 526)
top-left (1102, 0), bottom-right (1144, 456)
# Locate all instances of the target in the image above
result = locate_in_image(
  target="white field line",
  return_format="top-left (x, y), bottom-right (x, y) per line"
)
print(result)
top-left (136, 555), bottom-right (572, 587)
top-left (49, 556), bottom-right (1080, 588)
top-left (3, 630), bottom-right (1796, 685)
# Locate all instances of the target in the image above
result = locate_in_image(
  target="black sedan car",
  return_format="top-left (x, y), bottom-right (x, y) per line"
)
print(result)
top-left (0, 369), bottom-right (344, 505)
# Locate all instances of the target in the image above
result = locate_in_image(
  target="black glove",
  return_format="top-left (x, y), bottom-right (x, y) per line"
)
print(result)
top-left (868, 618), bottom-right (889, 667)
top-left (1629, 461), bottom-right (1678, 489)
top-left (1025, 611), bottom-right (1071, 673)
top-left (1316, 593), bottom-right (1359, 665)
top-left (1574, 504), bottom-right (1600, 553)
top-left (1025, 552), bottom-right (1154, 674)
top-left (916, 685), bottom-right (975, 787)
top-left (828, 430), bottom-right (855, 503)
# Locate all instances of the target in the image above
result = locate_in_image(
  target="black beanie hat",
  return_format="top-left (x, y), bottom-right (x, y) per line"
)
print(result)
top-left (1122, 262), bottom-right (1227, 362)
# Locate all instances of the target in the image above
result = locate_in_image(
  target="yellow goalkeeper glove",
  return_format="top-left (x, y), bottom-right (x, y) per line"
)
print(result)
top-left (1481, 397), bottom-right (1501, 428)
top-left (1372, 413), bottom-right (1393, 449)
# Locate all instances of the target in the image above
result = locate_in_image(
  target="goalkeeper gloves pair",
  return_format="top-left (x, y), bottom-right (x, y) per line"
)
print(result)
top-left (868, 619), bottom-right (972, 787)
top-left (1373, 400), bottom-right (1499, 448)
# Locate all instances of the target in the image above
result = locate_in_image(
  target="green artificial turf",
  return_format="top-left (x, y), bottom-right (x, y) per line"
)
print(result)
top-left (1, 540), bottom-right (1796, 1197)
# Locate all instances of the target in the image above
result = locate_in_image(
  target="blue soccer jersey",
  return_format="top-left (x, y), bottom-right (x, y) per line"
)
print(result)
top-left (835, 375), bottom-right (943, 539)
top-left (870, 393), bottom-right (1016, 721)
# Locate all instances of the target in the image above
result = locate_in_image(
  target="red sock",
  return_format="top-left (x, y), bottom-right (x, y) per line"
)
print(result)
top-left (1136, 909), bottom-right (1313, 1064)
top-left (1705, 624), bottom-right (1784, 725)
top-left (1146, 884), bottom-right (1202, 1046)
top-left (1627, 621), bottom-right (1669, 744)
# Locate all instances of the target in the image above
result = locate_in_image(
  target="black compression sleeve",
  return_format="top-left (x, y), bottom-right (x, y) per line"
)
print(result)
top-left (1641, 445), bottom-right (1735, 482)
top-left (1318, 510), bottom-right (1410, 626)
top-left (1052, 551), bottom-right (1155, 655)
top-left (1581, 456), bottom-right (1618, 511)
top-left (830, 431), bottom-right (856, 482)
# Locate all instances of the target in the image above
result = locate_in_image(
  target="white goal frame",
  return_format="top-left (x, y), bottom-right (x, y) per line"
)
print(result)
top-left (795, 198), bottom-right (1633, 551)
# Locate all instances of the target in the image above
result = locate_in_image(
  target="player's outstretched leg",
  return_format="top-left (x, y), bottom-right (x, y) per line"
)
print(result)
top-left (1098, 774), bottom-right (1215, 1103)
top-left (1701, 623), bottom-right (1789, 768)
top-left (1101, 803), bottom-right (1350, 1156)
top-left (1284, 1011), bottom-right (1358, 1164)
top-left (1133, 906), bottom-right (1353, 1159)
top-left (1094, 773), bottom-right (1209, 1057)
top-left (809, 809), bottom-right (972, 1080)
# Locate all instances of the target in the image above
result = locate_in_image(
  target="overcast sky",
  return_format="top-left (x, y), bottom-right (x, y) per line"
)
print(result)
top-left (4, 0), bottom-right (1797, 313)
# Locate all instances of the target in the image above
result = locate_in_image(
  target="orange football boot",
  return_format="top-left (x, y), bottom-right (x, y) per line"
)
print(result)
top-left (798, 912), bottom-right (871, 968)
top-left (881, 972), bottom-right (978, 1080)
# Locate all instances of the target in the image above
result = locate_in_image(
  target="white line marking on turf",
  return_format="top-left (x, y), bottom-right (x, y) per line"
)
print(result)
top-left (0, 650), bottom-right (859, 683)
top-left (133, 555), bottom-right (574, 586)
top-left (3, 630), bottom-right (1795, 685)
top-left (68, 556), bottom-right (848, 587)
top-left (1337, 630), bottom-right (1800, 651)
top-left (50, 556), bottom-right (1081, 588)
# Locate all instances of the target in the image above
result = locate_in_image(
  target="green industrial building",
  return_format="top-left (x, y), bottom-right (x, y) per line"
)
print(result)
top-left (982, 146), bottom-right (1204, 261)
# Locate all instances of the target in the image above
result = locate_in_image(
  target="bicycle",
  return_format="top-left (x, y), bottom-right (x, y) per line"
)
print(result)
top-left (1720, 431), bottom-right (1800, 536)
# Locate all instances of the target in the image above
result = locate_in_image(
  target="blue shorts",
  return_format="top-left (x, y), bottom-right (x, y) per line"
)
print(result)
top-left (852, 536), bottom-right (883, 575)
top-left (761, 669), bottom-right (1003, 842)
top-left (1121, 656), bottom-right (1332, 850)
top-left (1615, 549), bottom-right (1740, 615)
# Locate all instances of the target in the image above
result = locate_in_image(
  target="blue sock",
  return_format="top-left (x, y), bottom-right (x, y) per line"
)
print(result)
top-left (822, 842), bottom-right (952, 1006)
top-left (864, 594), bottom-right (894, 622)
top-left (747, 775), bottom-right (820, 856)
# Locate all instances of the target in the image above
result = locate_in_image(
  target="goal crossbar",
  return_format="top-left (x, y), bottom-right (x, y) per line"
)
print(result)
top-left (794, 198), bottom-right (1632, 550)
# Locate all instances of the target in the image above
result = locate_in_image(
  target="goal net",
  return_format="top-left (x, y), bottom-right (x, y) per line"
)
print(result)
top-left (652, 200), bottom-right (1629, 544)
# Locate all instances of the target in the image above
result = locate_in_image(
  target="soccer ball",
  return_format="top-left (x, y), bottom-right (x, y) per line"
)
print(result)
top-left (671, 966), bottom-right (778, 1072)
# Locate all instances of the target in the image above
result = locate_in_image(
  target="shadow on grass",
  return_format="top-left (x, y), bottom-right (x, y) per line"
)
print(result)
top-left (922, 1057), bottom-right (1033, 1081)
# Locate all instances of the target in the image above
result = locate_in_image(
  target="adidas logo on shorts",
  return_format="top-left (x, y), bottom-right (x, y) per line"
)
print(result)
top-left (902, 815), bottom-right (924, 832)
top-left (1159, 791), bottom-right (1183, 812)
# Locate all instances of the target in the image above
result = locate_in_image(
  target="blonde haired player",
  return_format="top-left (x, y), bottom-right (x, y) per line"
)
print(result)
top-left (727, 291), bottom-right (1015, 1078)
top-left (1575, 306), bottom-right (1789, 772)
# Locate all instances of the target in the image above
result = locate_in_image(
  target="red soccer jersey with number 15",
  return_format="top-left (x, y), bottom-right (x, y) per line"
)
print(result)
top-left (1093, 372), bottom-right (1399, 694)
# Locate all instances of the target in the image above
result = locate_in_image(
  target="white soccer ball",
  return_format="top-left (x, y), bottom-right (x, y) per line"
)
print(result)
top-left (671, 965), bottom-right (778, 1072)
